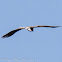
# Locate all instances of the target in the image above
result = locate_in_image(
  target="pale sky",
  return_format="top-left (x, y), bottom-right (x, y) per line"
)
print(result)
top-left (0, 0), bottom-right (62, 62)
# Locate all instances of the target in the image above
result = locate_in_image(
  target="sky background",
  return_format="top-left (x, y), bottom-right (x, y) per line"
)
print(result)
top-left (0, 0), bottom-right (62, 62)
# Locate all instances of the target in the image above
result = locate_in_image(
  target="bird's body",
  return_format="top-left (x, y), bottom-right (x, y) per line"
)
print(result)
top-left (2, 25), bottom-right (60, 38)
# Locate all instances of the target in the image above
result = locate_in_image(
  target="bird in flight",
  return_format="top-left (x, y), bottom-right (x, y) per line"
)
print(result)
top-left (2, 25), bottom-right (60, 38)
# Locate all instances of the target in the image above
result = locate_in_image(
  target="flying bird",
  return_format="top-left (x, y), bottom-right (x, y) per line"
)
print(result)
top-left (2, 25), bottom-right (60, 38)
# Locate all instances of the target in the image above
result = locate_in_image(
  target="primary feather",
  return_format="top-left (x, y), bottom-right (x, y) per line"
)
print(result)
top-left (2, 29), bottom-right (21, 38)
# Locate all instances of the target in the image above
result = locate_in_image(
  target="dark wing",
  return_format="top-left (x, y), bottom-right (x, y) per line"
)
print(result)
top-left (2, 28), bottom-right (21, 38)
top-left (30, 25), bottom-right (61, 28)
top-left (36, 26), bottom-right (61, 28)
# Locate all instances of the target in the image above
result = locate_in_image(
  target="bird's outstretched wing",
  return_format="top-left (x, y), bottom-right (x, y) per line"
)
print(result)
top-left (30, 25), bottom-right (61, 28)
top-left (2, 28), bottom-right (22, 38)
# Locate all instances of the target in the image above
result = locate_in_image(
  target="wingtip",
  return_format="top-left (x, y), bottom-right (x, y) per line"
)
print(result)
top-left (1, 35), bottom-right (8, 38)
top-left (51, 26), bottom-right (61, 28)
top-left (55, 26), bottom-right (61, 27)
top-left (56, 26), bottom-right (61, 27)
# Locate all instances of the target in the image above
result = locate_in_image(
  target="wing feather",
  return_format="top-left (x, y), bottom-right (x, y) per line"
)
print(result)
top-left (30, 25), bottom-right (61, 28)
top-left (2, 28), bottom-right (21, 38)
